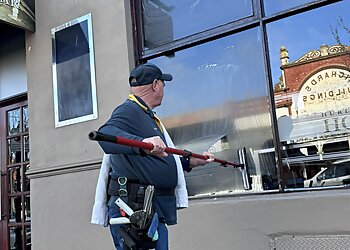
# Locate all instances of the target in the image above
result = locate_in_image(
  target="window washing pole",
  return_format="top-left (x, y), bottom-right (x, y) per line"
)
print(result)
top-left (89, 131), bottom-right (243, 168)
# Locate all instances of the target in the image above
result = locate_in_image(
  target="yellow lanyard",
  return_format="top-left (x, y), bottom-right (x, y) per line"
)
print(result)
top-left (128, 94), bottom-right (163, 133)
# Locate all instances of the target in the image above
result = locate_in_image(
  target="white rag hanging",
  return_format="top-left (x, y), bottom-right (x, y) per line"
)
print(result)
top-left (91, 126), bottom-right (188, 226)
top-left (91, 153), bottom-right (110, 226)
top-left (161, 123), bottom-right (189, 208)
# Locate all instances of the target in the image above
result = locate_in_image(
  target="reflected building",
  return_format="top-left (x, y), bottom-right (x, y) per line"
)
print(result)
top-left (274, 44), bottom-right (350, 188)
top-left (162, 96), bottom-right (277, 194)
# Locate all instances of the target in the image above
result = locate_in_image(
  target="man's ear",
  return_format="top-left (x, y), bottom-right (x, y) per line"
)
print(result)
top-left (151, 79), bottom-right (158, 91)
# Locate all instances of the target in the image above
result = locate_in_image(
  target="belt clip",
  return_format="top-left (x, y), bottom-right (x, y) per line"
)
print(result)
top-left (118, 177), bottom-right (128, 197)
top-left (137, 186), bottom-right (145, 203)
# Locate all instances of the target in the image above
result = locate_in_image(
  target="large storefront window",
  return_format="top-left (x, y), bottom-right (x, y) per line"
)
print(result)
top-left (267, 1), bottom-right (350, 189)
top-left (142, 0), bottom-right (253, 49)
top-left (150, 28), bottom-right (276, 195)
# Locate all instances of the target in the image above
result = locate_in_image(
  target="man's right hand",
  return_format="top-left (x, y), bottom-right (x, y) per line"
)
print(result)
top-left (142, 136), bottom-right (168, 157)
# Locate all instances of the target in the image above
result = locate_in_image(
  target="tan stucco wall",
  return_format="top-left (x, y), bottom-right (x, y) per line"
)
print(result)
top-left (25, 0), bottom-right (133, 174)
top-left (169, 190), bottom-right (350, 250)
top-left (31, 171), bottom-right (350, 250)
top-left (30, 169), bottom-right (112, 249)
top-left (25, 0), bottom-right (133, 249)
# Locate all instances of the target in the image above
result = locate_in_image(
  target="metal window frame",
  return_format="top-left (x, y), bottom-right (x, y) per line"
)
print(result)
top-left (131, 0), bottom-right (340, 61)
top-left (129, 0), bottom-right (342, 191)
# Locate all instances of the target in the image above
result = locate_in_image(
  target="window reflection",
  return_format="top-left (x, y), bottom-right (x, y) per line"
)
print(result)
top-left (150, 28), bottom-right (276, 195)
top-left (9, 167), bottom-right (22, 193)
top-left (267, 1), bottom-right (350, 189)
top-left (24, 135), bottom-right (30, 162)
top-left (26, 226), bottom-right (32, 249)
top-left (23, 106), bottom-right (29, 132)
top-left (25, 196), bottom-right (31, 222)
top-left (10, 226), bottom-right (23, 250)
top-left (5, 103), bottom-right (30, 250)
top-left (7, 108), bottom-right (21, 135)
top-left (8, 137), bottom-right (21, 165)
top-left (24, 164), bottom-right (30, 191)
top-left (263, 0), bottom-right (315, 16)
top-left (9, 197), bottom-right (23, 223)
top-left (142, 0), bottom-right (253, 49)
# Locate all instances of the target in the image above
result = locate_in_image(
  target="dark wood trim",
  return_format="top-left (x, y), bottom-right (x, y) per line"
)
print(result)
top-left (130, 0), bottom-right (143, 66)
top-left (0, 101), bottom-right (9, 249)
top-left (0, 93), bottom-right (27, 108)
top-left (1, 97), bottom-right (29, 250)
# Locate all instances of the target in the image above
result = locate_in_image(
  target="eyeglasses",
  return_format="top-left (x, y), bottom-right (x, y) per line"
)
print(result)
top-left (157, 79), bottom-right (165, 87)
top-left (118, 177), bottom-right (128, 196)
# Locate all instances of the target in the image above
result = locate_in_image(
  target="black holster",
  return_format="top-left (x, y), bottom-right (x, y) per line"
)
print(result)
top-left (108, 178), bottom-right (146, 211)
top-left (108, 178), bottom-right (159, 249)
top-left (118, 212), bottom-right (158, 250)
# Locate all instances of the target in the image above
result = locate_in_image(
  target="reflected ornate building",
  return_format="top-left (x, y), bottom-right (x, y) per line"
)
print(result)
top-left (274, 44), bottom-right (350, 187)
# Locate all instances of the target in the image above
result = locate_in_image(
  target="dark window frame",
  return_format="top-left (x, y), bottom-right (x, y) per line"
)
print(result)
top-left (132, 0), bottom-right (340, 62)
top-left (129, 0), bottom-right (342, 192)
top-left (1, 97), bottom-right (31, 250)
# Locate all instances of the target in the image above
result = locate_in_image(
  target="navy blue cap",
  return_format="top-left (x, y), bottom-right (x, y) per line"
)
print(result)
top-left (129, 63), bottom-right (173, 86)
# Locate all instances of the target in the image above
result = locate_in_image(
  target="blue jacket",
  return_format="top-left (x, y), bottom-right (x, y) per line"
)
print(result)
top-left (98, 96), bottom-right (190, 225)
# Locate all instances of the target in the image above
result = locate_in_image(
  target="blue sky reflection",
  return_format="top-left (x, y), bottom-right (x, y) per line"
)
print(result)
top-left (150, 28), bottom-right (267, 118)
top-left (267, 1), bottom-right (350, 84)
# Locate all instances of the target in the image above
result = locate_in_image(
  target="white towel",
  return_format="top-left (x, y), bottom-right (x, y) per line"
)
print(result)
top-left (91, 154), bottom-right (110, 226)
top-left (91, 126), bottom-right (189, 226)
top-left (162, 124), bottom-right (189, 208)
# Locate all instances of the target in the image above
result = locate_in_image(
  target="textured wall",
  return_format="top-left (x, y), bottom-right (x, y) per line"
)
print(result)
top-left (169, 190), bottom-right (350, 250)
top-left (25, 0), bottom-right (133, 173)
top-left (25, 0), bottom-right (133, 249)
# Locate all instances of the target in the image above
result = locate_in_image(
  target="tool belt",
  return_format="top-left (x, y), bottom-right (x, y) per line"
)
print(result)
top-left (108, 177), bottom-right (162, 250)
top-left (118, 210), bottom-right (158, 250)
top-left (108, 177), bottom-right (174, 210)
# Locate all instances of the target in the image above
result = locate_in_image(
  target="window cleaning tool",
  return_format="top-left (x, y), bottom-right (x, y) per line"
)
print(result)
top-left (89, 131), bottom-right (251, 190)
top-left (238, 147), bottom-right (251, 190)
top-left (89, 131), bottom-right (242, 168)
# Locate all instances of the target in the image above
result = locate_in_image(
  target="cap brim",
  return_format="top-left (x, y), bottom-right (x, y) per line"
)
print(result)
top-left (160, 73), bottom-right (173, 81)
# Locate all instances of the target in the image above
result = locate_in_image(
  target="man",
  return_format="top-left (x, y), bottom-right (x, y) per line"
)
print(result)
top-left (96, 63), bottom-right (213, 249)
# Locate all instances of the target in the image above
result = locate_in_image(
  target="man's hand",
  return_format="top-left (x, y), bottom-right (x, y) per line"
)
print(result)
top-left (142, 136), bottom-right (168, 157)
top-left (189, 151), bottom-right (214, 168)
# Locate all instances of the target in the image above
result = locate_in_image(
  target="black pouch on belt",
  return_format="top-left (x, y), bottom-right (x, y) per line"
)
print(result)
top-left (108, 178), bottom-right (146, 211)
top-left (108, 177), bottom-right (175, 210)
top-left (118, 224), bottom-right (157, 250)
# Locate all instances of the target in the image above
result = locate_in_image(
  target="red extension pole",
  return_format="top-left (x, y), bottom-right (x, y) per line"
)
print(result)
top-left (89, 131), bottom-right (242, 168)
